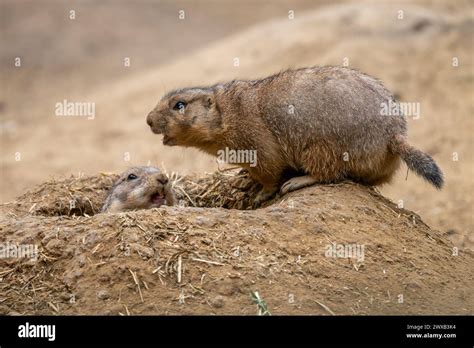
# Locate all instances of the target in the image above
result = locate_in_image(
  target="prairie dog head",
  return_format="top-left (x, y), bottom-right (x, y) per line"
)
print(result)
top-left (146, 87), bottom-right (222, 147)
top-left (102, 166), bottom-right (176, 213)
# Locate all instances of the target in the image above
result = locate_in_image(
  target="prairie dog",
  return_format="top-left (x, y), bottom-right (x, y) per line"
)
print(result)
top-left (146, 66), bottom-right (443, 205)
top-left (102, 166), bottom-right (176, 213)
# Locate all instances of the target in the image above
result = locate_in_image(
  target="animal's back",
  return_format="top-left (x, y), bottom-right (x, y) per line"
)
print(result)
top-left (252, 66), bottom-right (406, 182)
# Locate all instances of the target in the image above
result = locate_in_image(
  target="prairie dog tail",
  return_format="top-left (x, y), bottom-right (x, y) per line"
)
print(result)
top-left (390, 135), bottom-right (444, 189)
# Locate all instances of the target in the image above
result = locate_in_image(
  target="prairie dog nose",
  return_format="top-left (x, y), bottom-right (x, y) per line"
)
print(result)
top-left (156, 174), bottom-right (168, 185)
top-left (146, 112), bottom-right (154, 127)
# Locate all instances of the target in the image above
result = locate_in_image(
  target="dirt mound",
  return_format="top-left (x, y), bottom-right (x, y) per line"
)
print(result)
top-left (2, 1), bottom-right (472, 251)
top-left (3, 169), bottom-right (262, 218)
top-left (0, 172), bottom-right (472, 315)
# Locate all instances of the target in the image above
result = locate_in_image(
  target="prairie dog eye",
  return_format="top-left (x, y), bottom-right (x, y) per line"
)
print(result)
top-left (127, 174), bottom-right (138, 180)
top-left (173, 101), bottom-right (186, 111)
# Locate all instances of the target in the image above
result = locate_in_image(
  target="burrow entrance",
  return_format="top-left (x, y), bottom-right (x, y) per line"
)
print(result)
top-left (17, 170), bottom-right (263, 217)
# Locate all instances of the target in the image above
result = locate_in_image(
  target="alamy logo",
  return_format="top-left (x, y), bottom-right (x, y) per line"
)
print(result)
top-left (0, 241), bottom-right (38, 261)
top-left (55, 99), bottom-right (95, 120)
top-left (217, 147), bottom-right (257, 167)
top-left (18, 322), bottom-right (56, 341)
top-left (380, 100), bottom-right (420, 119)
top-left (325, 243), bottom-right (365, 262)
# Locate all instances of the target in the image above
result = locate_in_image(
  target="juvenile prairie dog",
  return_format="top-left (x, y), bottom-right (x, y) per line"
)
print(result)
top-left (146, 66), bottom-right (443, 205)
top-left (101, 166), bottom-right (176, 213)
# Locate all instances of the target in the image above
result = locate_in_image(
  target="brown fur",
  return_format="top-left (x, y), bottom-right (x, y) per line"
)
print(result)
top-left (101, 166), bottom-right (176, 213)
top-left (147, 66), bottom-right (443, 205)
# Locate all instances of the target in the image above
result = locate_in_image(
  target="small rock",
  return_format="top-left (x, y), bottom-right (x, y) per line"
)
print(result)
top-left (194, 216), bottom-right (217, 228)
top-left (97, 289), bottom-right (110, 300)
top-left (210, 295), bottom-right (225, 308)
top-left (59, 292), bottom-right (72, 301)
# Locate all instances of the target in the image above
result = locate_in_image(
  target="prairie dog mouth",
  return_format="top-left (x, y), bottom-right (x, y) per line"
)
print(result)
top-left (151, 192), bottom-right (166, 206)
top-left (163, 134), bottom-right (177, 146)
top-left (149, 124), bottom-right (163, 134)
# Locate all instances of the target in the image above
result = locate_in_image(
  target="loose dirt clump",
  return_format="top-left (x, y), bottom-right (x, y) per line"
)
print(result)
top-left (0, 170), bottom-right (472, 315)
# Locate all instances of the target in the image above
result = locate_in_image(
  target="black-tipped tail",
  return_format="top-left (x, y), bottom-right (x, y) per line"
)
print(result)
top-left (391, 135), bottom-right (444, 189)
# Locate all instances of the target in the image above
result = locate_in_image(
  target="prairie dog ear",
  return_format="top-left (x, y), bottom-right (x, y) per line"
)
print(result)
top-left (202, 93), bottom-right (215, 109)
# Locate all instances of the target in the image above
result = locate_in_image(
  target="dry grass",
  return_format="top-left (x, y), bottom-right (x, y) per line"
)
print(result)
top-left (0, 170), bottom-right (472, 315)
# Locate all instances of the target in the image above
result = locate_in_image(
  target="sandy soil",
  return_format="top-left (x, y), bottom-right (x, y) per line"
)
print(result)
top-left (0, 171), bottom-right (472, 315)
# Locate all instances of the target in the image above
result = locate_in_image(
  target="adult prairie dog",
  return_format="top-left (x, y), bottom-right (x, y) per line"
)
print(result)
top-left (147, 66), bottom-right (443, 205)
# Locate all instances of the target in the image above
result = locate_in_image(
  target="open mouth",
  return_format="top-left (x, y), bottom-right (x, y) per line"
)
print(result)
top-left (150, 192), bottom-right (166, 206)
top-left (163, 134), bottom-right (177, 146)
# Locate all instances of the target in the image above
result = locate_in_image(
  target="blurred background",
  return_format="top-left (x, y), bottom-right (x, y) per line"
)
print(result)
top-left (1, 0), bottom-right (472, 248)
